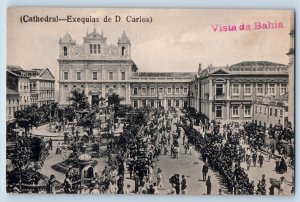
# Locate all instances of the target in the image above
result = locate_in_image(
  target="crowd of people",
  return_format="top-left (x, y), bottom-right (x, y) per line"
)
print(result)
top-left (180, 113), bottom-right (292, 195)
top-left (7, 105), bottom-right (294, 195)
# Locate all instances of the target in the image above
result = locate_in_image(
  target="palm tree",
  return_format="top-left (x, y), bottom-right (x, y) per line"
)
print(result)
top-left (67, 89), bottom-right (90, 110)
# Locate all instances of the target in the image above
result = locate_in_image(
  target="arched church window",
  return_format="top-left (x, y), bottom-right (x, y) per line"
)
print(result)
top-left (63, 46), bottom-right (68, 56)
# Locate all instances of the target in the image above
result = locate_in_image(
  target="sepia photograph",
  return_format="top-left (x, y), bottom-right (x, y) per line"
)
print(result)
top-left (6, 8), bottom-right (295, 195)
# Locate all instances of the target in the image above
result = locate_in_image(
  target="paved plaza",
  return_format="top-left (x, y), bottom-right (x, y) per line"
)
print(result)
top-left (33, 115), bottom-right (293, 195)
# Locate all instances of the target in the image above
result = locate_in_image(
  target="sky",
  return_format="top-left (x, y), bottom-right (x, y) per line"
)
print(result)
top-left (7, 8), bottom-right (292, 81)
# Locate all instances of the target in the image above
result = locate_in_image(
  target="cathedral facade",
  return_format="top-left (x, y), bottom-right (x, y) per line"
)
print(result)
top-left (58, 30), bottom-right (194, 108)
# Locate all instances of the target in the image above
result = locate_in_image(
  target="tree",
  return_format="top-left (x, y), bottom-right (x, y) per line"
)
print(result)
top-left (8, 136), bottom-right (49, 185)
top-left (77, 112), bottom-right (96, 134)
top-left (67, 89), bottom-right (90, 110)
top-left (64, 106), bottom-right (76, 122)
top-left (11, 136), bottom-right (49, 170)
top-left (14, 106), bottom-right (40, 130)
top-left (107, 93), bottom-right (122, 107)
top-left (107, 93), bottom-right (126, 119)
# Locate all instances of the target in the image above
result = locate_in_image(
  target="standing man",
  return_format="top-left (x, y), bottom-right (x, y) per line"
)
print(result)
top-left (252, 152), bottom-right (257, 167)
top-left (206, 176), bottom-right (212, 195)
top-left (181, 175), bottom-right (187, 194)
top-left (49, 138), bottom-right (53, 150)
top-left (258, 153), bottom-right (264, 168)
top-left (247, 156), bottom-right (252, 171)
top-left (202, 163), bottom-right (209, 181)
top-left (174, 174), bottom-right (180, 195)
top-left (156, 168), bottom-right (163, 190)
top-left (117, 175), bottom-right (124, 194)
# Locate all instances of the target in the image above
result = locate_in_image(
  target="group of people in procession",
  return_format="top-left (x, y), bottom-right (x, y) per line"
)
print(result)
top-left (180, 114), bottom-right (292, 195)
top-left (8, 105), bottom-right (293, 195)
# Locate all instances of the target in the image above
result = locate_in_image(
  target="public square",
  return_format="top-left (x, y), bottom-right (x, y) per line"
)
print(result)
top-left (6, 101), bottom-right (295, 195)
top-left (5, 8), bottom-right (295, 196)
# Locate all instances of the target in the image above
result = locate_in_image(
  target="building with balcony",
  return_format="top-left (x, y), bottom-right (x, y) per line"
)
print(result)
top-left (190, 61), bottom-right (289, 124)
top-left (6, 66), bottom-right (55, 123)
top-left (27, 68), bottom-right (55, 107)
top-left (7, 66), bottom-right (31, 111)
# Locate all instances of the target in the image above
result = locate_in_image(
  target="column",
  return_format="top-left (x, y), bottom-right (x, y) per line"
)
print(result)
top-left (226, 80), bottom-right (230, 100)
top-left (253, 82), bottom-right (256, 101)
top-left (208, 102), bottom-right (212, 120)
top-left (126, 84), bottom-right (131, 104)
top-left (59, 84), bottom-right (63, 104)
top-left (209, 79), bottom-right (213, 100)
top-left (276, 83), bottom-right (280, 97)
top-left (227, 101), bottom-right (230, 122)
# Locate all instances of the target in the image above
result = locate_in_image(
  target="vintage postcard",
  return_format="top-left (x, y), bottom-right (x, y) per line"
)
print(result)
top-left (6, 8), bottom-right (295, 195)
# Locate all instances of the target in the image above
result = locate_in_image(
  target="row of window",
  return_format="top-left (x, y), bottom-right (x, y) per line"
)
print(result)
top-left (40, 81), bottom-right (54, 88)
top-left (90, 44), bottom-right (101, 54)
top-left (40, 91), bottom-right (55, 99)
top-left (214, 105), bottom-right (252, 118)
top-left (8, 105), bottom-right (29, 116)
top-left (64, 84), bottom-right (125, 89)
top-left (20, 96), bottom-right (29, 103)
top-left (63, 45), bottom-right (126, 56)
top-left (8, 98), bottom-right (19, 105)
top-left (8, 107), bottom-right (18, 116)
top-left (254, 106), bottom-right (283, 117)
top-left (132, 100), bottom-right (189, 108)
top-left (133, 87), bottom-right (189, 95)
top-left (20, 82), bottom-right (29, 90)
top-left (215, 83), bottom-right (287, 96)
top-left (63, 71), bottom-right (126, 81)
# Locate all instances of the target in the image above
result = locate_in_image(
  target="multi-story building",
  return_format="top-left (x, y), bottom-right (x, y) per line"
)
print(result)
top-left (130, 72), bottom-right (192, 108)
top-left (190, 61), bottom-right (289, 125)
top-left (58, 29), bottom-right (135, 106)
top-left (253, 93), bottom-right (288, 128)
top-left (58, 30), bottom-right (194, 108)
top-left (27, 68), bottom-right (55, 107)
top-left (6, 66), bottom-right (55, 123)
top-left (7, 66), bottom-right (31, 110)
top-left (6, 70), bottom-right (20, 122)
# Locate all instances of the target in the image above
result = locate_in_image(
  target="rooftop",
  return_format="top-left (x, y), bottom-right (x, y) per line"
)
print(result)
top-left (132, 72), bottom-right (195, 79)
top-left (7, 65), bottom-right (23, 72)
top-left (230, 61), bottom-right (286, 67)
